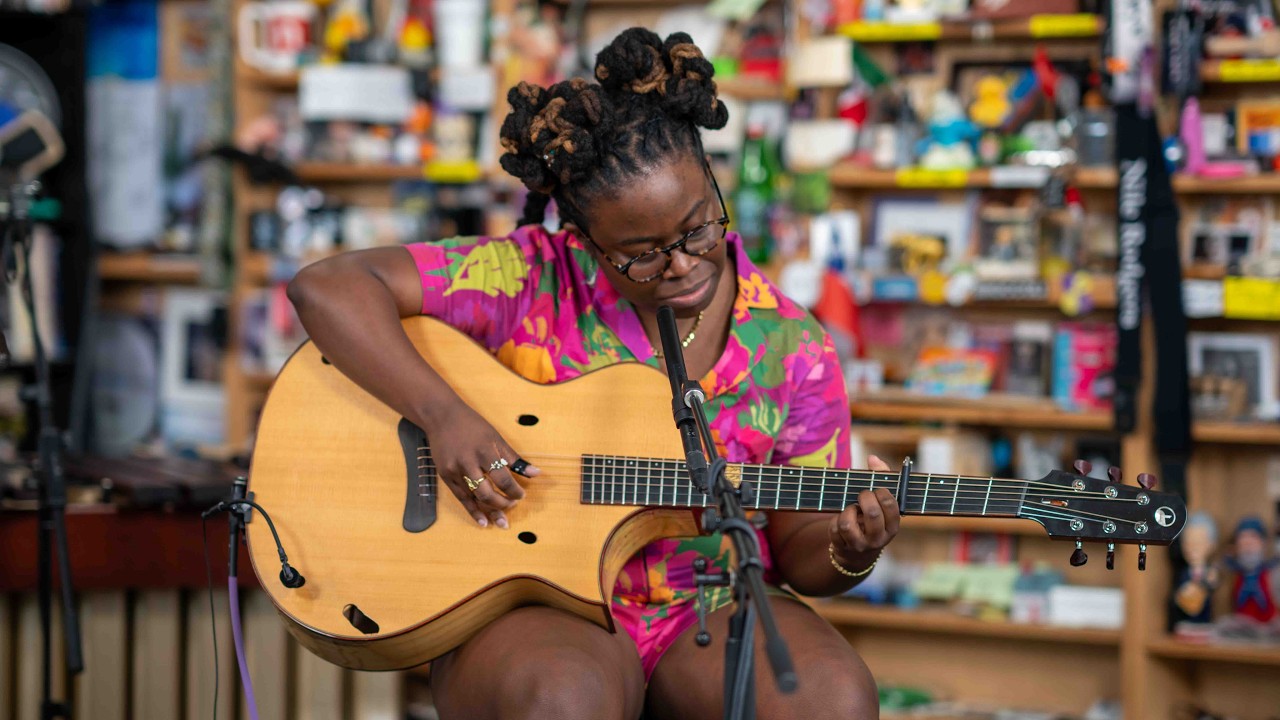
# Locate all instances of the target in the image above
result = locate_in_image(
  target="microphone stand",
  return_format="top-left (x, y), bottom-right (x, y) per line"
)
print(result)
top-left (656, 306), bottom-right (796, 720)
top-left (2, 179), bottom-right (84, 720)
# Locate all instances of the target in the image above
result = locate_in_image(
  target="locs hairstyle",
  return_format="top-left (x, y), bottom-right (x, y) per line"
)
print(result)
top-left (498, 28), bottom-right (730, 231)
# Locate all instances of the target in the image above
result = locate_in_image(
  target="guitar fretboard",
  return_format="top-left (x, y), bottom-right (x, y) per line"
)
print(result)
top-left (578, 454), bottom-right (1027, 517)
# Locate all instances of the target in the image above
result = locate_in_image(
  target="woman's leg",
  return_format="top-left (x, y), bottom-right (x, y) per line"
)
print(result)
top-left (430, 606), bottom-right (647, 720)
top-left (645, 596), bottom-right (878, 720)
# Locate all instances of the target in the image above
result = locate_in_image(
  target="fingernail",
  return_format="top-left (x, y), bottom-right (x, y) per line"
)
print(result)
top-left (869, 455), bottom-right (882, 464)
top-left (497, 517), bottom-right (509, 530)
top-left (526, 465), bottom-right (541, 476)
top-left (476, 517), bottom-right (488, 527)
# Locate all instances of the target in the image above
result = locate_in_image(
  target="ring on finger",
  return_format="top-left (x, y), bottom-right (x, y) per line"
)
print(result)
top-left (488, 458), bottom-right (509, 473)
top-left (464, 475), bottom-right (484, 492)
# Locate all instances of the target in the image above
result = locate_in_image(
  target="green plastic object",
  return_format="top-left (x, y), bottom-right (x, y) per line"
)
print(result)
top-left (878, 685), bottom-right (933, 710)
top-left (851, 44), bottom-right (888, 88)
top-left (29, 198), bottom-right (62, 222)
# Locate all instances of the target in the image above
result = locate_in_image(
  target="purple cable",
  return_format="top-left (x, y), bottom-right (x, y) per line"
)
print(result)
top-left (228, 577), bottom-right (261, 720)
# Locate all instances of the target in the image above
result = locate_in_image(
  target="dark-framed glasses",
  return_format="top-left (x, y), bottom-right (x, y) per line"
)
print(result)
top-left (588, 165), bottom-right (730, 283)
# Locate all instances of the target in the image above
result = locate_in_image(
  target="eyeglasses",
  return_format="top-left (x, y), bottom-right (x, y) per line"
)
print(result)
top-left (586, 164), bottom-right (730, 283)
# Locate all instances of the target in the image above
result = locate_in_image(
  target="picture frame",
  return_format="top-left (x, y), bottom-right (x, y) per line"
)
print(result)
top-left (1188, 332), bottom-right (1280, 421)
top-left (160, 288), bottom-right (226, 445)
top-left (869, 195), bottom-right (975, 274)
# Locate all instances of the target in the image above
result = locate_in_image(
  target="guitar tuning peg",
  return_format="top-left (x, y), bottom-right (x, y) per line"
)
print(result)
top-left (1137, 473), bottom-right (1157, 491)
top-left (1073, 459), bottom-right (1093, 476)
top-left (1138, 543), bottom-right (1147, 571)
top-left (1106, 543), bottom-right (1115, 570)
top-left (1070, 540), bottom-right (1088, 567)
top-left (1107, 466), bottom-right (1122, 483)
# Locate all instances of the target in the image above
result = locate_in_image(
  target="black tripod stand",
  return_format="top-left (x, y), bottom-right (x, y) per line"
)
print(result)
top-left (1, 179), bottom-right (84, 719)
top-left (656, 306), bottom-right (796, 720)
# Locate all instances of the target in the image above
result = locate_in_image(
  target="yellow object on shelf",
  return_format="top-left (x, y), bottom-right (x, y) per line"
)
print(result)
top-left (1216, 58), bottom-right (1280, 83)
top-left (1027, 14), bottom-right (1102, 38)
top-left (1222, 276), bottom-right (1280, 319)
top-left (839, 21), bottom-right (942, 42)
top-left (893, 168), bottom-right (970, 188)
top-left (424, 159), bottom-right (482, 184)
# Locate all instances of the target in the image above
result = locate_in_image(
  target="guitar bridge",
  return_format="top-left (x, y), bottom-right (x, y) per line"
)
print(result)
top-left (398, 418), bottom-right (437, 533)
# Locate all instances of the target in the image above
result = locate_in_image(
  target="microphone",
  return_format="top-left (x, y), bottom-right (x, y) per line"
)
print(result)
top-left (206, 477), bottom-right (305, 590)
top-left (657, 306), bottom-right (709, 493)
top-left (0, 109), bottom-right (64, 182)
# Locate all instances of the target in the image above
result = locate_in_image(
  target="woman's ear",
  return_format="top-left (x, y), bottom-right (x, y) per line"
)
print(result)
top-left (564, 222), bottom-right (588, 247)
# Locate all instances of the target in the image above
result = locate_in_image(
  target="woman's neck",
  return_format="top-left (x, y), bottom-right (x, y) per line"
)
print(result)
top-left (639, 259), bottom-right (737, 379)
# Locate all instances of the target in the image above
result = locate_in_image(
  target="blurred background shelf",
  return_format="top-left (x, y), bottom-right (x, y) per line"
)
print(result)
top-left (837, 14), bottom-right (1102, 43)
top-left (849, 390), bottom-right (1113, 432)
top-left (99, 253), bottom-right (203, 284)
top-left (294, 162), bottom-right (425, 183)
top-left (812, 601), bottom-right (1121, 645)
top-left (1148, 637), bottom-right (1280, 667)
top-left (1190, 420), bottom-right (1280, 445)
top-left (1200, 58), bottom-right (1280, 83)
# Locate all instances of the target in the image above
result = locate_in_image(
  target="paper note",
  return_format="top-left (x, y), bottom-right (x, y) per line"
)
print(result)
top-left (1218, 59), bottom-right (1280, 83)
top-left (840, 21), bottom-right (942, 42)
top-left (1028, 14), bottom-right (1102, 38)
top-left (894, 168), bottom-right (970, 188)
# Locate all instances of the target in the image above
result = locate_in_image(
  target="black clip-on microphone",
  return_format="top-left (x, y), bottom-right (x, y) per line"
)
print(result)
top-left (657, 306), bottom-right (796, 720)
top-left (203, 476), bottom-right (305, 589)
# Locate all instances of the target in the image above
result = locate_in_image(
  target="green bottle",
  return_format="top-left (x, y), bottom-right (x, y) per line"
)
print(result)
top-left (734, 123), bottom-right (776, 265)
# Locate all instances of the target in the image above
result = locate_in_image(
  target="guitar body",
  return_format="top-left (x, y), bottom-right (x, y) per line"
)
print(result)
top-left (247, 317), bottom-right (698, 671)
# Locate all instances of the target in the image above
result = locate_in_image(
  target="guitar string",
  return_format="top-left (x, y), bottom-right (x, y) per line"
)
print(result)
top-left (506, 457), bottom-right (1122, 500)
top-left (514, 452), bottom-right (1137, 498)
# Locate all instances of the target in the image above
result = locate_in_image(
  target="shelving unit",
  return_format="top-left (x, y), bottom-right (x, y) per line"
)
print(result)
top-left (98, 252), bottom-right (203, 285)
top-left (1147, 637), bottom-right (1280, 667)
top-left (812, 600), bottom-right (1121, 645)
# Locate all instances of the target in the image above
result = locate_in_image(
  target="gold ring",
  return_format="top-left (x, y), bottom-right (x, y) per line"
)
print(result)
top-left (464, 475), bottom-right (484, 492)
top-left (488, 458), bottom-right (509, 472)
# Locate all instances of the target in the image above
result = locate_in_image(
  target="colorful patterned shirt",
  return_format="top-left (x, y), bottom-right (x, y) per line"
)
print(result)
top-left (407, 225), bottom-right (852, 677)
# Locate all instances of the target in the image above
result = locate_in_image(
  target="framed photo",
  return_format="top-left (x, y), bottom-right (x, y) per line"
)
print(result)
top-left (1188, 332), bottom-right (1280, 421)
top-left (870, 195), bottom-right (975, 274)
top-left (973, 195), bottom-right (1039, 280)
top-left (160, 289), bottom-right (226, 445)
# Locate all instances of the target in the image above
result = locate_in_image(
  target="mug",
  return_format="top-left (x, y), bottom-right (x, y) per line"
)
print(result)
top-left (239, 1), bottom-right (316, 73)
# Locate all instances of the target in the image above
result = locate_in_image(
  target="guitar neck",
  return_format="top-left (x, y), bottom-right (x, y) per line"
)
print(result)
top-left (579, 455), bottom-right (1027, 519)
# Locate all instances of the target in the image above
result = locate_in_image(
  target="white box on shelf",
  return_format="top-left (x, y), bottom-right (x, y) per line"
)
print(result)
top-left (299, 64), bottom-right (413, 123)
top-left (1047, 585), bottom-right (1124, 629)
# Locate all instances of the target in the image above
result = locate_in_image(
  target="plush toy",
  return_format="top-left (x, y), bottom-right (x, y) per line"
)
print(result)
top-left (1226, 516), bottom-right (1278, 623)
top-left (969, 75), bottom-right (1012, 129)
top-left (917, 91), bottom-right (979, 170)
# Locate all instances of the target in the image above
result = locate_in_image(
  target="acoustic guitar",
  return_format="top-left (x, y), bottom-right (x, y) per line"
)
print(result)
top-left (246, 316), bottom-right (1186, 671)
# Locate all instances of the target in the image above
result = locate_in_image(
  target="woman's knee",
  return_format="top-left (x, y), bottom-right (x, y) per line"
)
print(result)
top-left (793, 647), bottom-right (878, 720)
top-left (496, 643), bottom-right (637, 720)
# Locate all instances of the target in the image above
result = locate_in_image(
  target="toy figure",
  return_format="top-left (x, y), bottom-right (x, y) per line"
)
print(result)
top-left (917, 91), bottom-right (978, 170)
top-left (969, 75), bottom-right (1011, 129)
top-left (1171, 512), bottom-right (1220, 627)
top-left (1226, 516), bottom-right (1278, 623)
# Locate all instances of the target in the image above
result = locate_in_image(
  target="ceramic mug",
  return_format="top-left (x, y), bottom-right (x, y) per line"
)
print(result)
top-left (238, 1), bottom-right (315, 73)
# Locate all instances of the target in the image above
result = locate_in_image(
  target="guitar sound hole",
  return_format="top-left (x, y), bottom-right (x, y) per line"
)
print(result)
top-left (343, 604), bottom-right (380, 635)
top-left (518, 532), bottom-right (537, 545)
top-left (517, 414), bottom-right (538, 426)
top-left (320, 356), bottom-right (332, 365)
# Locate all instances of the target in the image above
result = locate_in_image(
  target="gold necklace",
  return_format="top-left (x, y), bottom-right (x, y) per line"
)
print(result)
top-left (651, 311), bottom-right (704, 359)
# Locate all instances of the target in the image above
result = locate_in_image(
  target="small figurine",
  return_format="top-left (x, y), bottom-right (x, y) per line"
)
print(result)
top-left (916, 91), bottom-right (978, 170)
top-left (969, 75), bottom-right (1012, 130)
top-left (1171, 512), bottom-right (1220, 627)
top-left (1226, 516), bottom-right (1278, 623)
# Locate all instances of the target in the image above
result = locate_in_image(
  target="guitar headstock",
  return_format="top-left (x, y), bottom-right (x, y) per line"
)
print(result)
top-left (1018, 467), bottom-right (1185, 570)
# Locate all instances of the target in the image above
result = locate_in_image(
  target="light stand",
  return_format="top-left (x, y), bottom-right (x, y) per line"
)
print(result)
top-left (656, 305), bottom-right (796, 720)
top-left (1, 178), bottom-right (84, 720)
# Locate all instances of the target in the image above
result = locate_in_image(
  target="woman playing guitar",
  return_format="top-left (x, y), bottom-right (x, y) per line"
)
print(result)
top-left (286, 27), bottom-right (899, 720)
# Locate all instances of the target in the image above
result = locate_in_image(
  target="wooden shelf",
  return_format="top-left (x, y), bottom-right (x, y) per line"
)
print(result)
top-left (99, 253), bottom-right (203, 284)
top-left (294, 162), bottom-right (425, 183)
top-left (1191, 420), bottom-right (1280, 445)
top-left (1201, 58), bottom-right (1280, 84)
top-left (838, 14), bottom-right (1102, 43)
top-left (1172, 174), bottom-right (1280, 194)
top-left (902, 515), bottom-right (1050, 536)
top-left (1148, 637), bottom-right (1280, 666)
top-left (850, 389), bottom-right (1113, 432)
top-left (237, 64), bottom-right (300, 90)
top-left (716, 75), bottom-right (789, 102)
top-left (828, 164), bottom-right (1117, 190)
top-left (812, 601), bottom-right (1121, 645)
